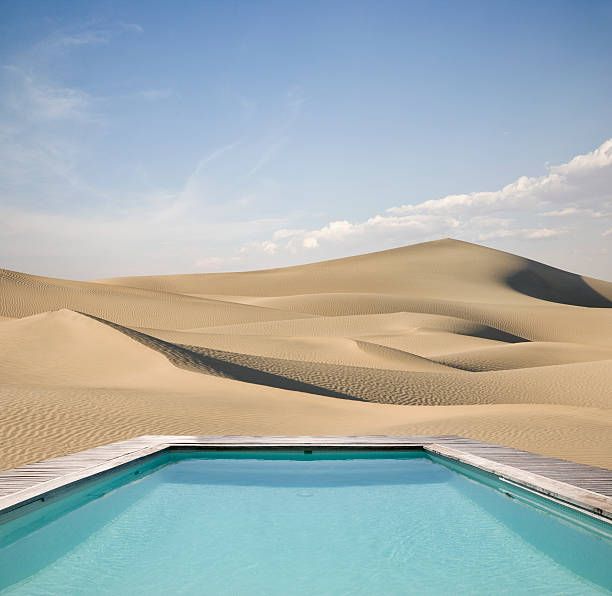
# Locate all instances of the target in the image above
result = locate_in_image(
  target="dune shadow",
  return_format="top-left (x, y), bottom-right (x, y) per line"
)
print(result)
top-left (506, 263), bottom-right (612, 308)
top-left (462, 325), bottom-right (526, 344)
top-left (83, 314), bottom-right (362, 402)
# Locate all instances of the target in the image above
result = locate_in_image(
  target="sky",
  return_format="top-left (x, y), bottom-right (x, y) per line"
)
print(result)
top-left (0, 0), bottom-right (611, 280)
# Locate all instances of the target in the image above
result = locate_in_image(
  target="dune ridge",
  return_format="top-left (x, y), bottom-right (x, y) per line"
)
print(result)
top-left (1, 239), bottom-right (611, 470)
top-left (97, 239), bottom-right (612, 306)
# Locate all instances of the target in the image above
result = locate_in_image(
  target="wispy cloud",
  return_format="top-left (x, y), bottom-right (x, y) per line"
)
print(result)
top-left (119, 22), bottom-right (144, 34)
top-left (0, 194), bottom-right (286, 277)
top-left (38, 21), bottom-right (143, 51)
top-left (177, 141), bottom-right (243, 206)
top-left (0, 21), bottom-right (161, 213)
top-left (53, 30), bottom-right (111, 47)
top-left (0, 22), bottom-right (305, 278)
top-left (478, 228), bottom-right (566, 240)
top-left (0, 57), bottom-right (106, 212)
top-left (2, 65), bottom-right (95, 121)
top-left (2, 19), bottom-right (610, 280)
top-left (133, 88), bottom-right (174, 101)
top-left (248, 87), bottom-right (305, 177)
top-left (542, 206), bottom-right (609, 218)
top-left (248, 137), bottom-right (287, 177)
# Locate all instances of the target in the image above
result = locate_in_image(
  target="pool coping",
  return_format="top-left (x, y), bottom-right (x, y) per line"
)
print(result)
top-left (0, 435), bottom-right (611, 522)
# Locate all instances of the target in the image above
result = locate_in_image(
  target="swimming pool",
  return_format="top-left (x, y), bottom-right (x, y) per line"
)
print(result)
top-left (0, 450), bottom-right (610, 594)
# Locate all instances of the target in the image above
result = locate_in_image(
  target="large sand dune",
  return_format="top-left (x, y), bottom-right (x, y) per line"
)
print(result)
top-left (1, 238), bottom-right (611, 470)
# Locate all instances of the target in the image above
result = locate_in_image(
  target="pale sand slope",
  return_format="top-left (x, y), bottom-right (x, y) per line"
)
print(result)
top-left (0, 268), bottom-right (310, 329)
top-left (0, 239), bottom-right (611, 470)
top-left (98, 238), bottom-right (612, 306)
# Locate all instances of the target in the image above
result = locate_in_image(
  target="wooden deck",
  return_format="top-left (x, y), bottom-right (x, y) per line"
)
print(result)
top-left (0, 435), bottom-right (611, 522)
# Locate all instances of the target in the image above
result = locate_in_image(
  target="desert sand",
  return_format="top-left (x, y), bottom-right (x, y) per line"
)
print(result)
top-left (1, 238), bottom-right (611, 470)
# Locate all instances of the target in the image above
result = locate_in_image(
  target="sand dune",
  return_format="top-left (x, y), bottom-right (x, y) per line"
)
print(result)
top-left (136, 329), bottom-right (448, 372)
top-left (0, 268), bottom-right (309, 329)
top-left (1, 239), bottom-right (611, 470)
top-left (0, 310), bottom-right (225, 389)
top-left (434, 341), bottom-right (612, 371)
top-left (190, 311), bottom-right (521, 341)
top-left (98, 239), bottom-right (612, 306)
top-left (204, 294), bottom-right (612, 346)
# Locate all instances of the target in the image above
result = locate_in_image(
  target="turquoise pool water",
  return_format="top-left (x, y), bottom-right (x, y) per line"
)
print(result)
top-left (0, 450), bottom-right (610, 595)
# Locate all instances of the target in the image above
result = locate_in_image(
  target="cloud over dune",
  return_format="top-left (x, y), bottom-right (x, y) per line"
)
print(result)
top-left (249, 139), bottom-right (611, 275)
top-left (1, 5), bottom-right (611, 281)
top-left (1, 138), bottom-right (611, 279)
top-left (0, 20), bottom-right (610, 279)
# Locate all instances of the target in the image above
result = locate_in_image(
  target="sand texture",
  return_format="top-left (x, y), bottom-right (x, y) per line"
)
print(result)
top-left (1, 239), bottom-right (611, 470)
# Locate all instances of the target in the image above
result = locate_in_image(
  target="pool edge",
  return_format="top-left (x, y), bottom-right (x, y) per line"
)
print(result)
top-left (1, 435), bottom-right (611, 523)
top-left (424, 444), bottom-right (611, 521)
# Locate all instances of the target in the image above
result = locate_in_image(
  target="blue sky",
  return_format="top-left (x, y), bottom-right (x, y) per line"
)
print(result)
top-left (0, 0), bottom-right (611, 279)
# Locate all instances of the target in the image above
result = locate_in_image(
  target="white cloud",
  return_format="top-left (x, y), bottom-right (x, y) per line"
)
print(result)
top-left (244, 138), bottom-right (612, 278)
top-left (240, 240), bottom-right (280, 256)
top-left (301, 215), bottom-right (458, 248)
top-left (543, 207), bottom-right (584, 217)
top-left (260, 241), bottom-right (279, 254)
top-left (267, 215), bottom-right (460, 252)
top-left (543, 207), bottom-right (608, 217)
top-left (272, 228), bottom-right (306, 240)
top-left (389, 139), bottom-right (612, 217)
top-left (478, 228), bottom-right (566, 240)
top-left (193, 256), bottom-right (225, 270)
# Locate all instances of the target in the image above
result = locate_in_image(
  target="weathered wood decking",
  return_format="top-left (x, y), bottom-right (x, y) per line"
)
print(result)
top-left (0, 435), bottom-right (611, 521)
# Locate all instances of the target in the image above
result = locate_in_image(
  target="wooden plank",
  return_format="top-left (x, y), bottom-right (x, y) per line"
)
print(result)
top-left (424, 444), bottom-right (611, 519)
top-left (0, 436), bottom-right (610, 522)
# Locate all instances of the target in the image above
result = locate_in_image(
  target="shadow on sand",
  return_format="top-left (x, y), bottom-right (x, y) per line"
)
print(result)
top-left (507, 262), bottom-right (612, 308)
